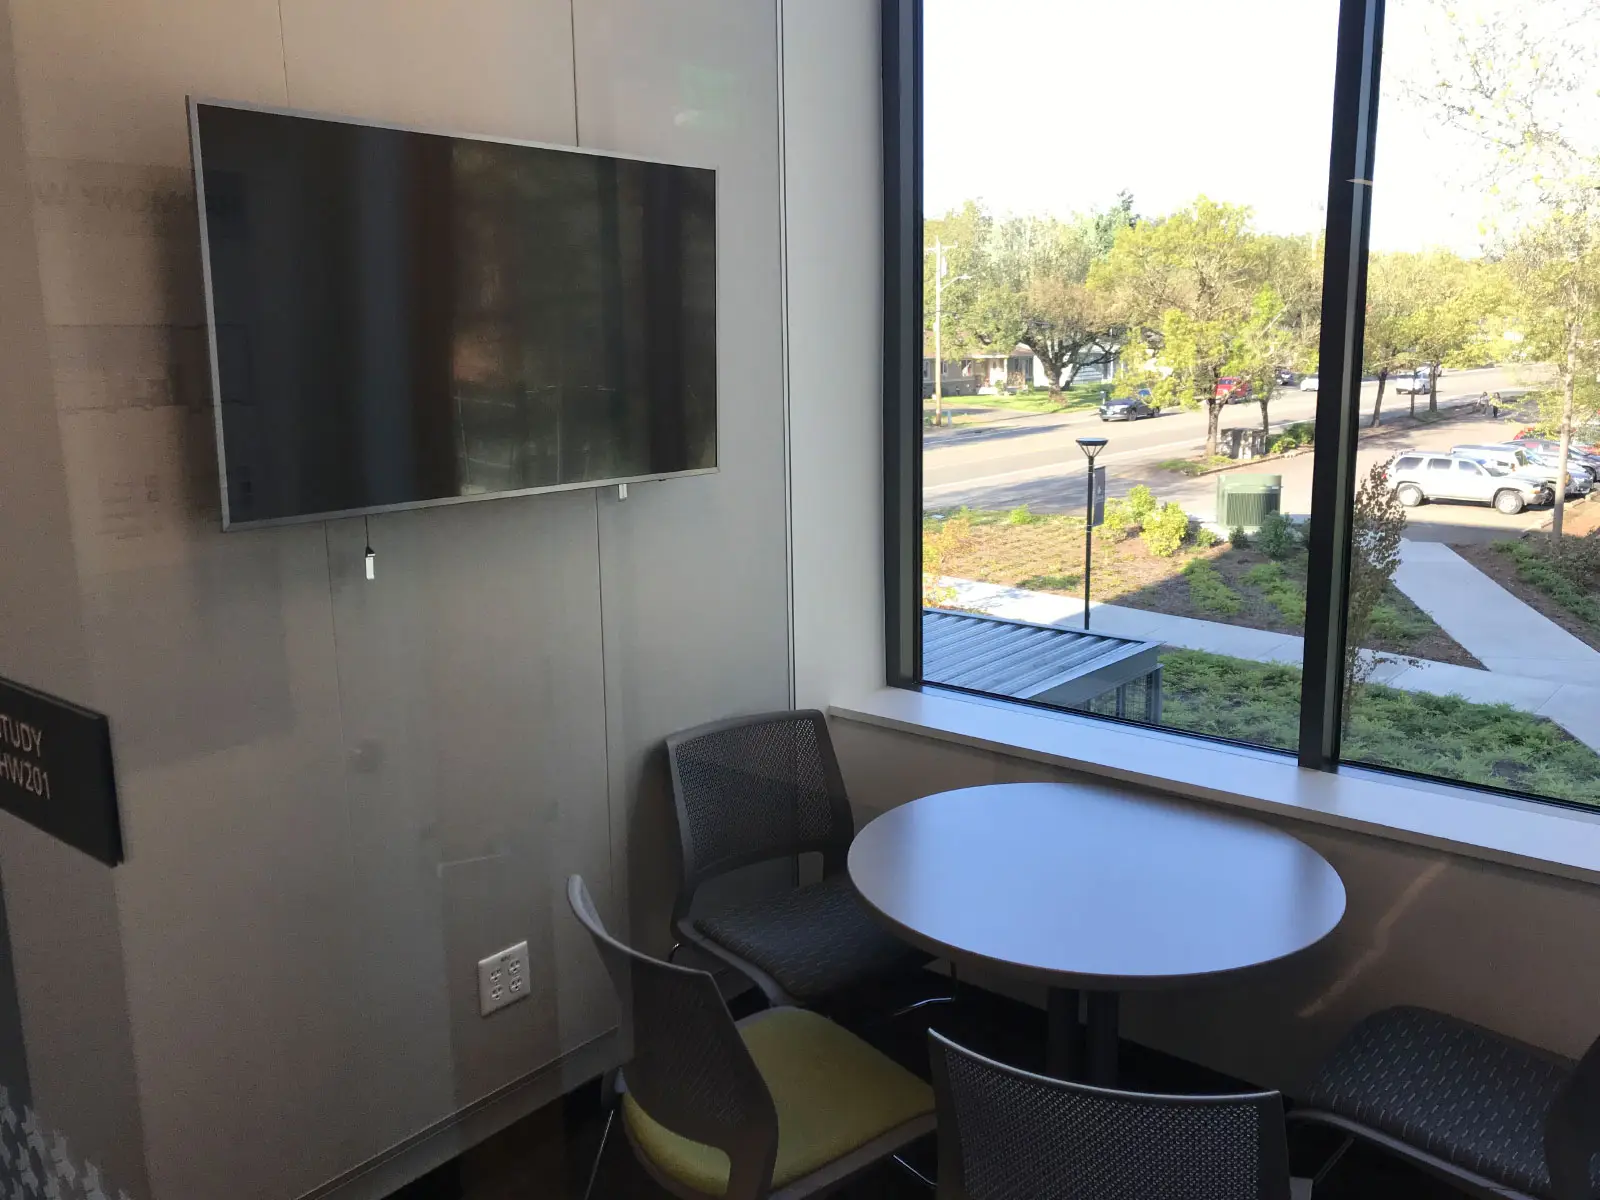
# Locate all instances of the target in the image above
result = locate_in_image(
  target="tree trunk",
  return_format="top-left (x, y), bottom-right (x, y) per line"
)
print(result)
top-left (1428, 364), bottom-right (1438, 414)
top-left (1037, 355), bottom-right (1065, 399)
top-left (1205, 398), bottom-right (1221, 458)
top-left (1259, 394), bottom-right (1271, 440)
top-left (1554, 338), bottom-right (1577, 541)
top-left (1061, 360), bottom-right (1083, 389)
top-left (1370, 368), bottom-right (1388, 428)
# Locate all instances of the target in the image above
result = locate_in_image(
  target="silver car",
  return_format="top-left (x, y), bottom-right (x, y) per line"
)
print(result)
top-left (1387, 450), bottom-right (1550, 515)
top-left (1451, 443), bottom-right (1592, 497)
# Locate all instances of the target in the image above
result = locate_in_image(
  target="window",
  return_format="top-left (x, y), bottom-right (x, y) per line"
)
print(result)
top-left (885, 0), bottom-right (1600, 812)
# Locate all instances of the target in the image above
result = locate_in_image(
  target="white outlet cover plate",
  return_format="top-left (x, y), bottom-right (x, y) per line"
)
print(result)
top-left (478, 940), bottom-right (531, 1016)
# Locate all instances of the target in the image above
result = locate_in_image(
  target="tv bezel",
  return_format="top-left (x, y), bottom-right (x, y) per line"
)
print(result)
top-left (188, 97), bottom-right (721, 531)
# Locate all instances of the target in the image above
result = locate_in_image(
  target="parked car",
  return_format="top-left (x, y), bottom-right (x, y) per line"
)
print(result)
top-left (1215, 377), bottom-right (1251, 403)
top-left (1511, 443), bottom-right (1597, 493)
top-left (1387, 450), bottom-right (1550, 515)
top-left (1396, 366), bottom-right (1438, 395)
top-left (1299, 374), bottom-right (1320, 392)
top-left (1513, 436), bottom-right (1600, 479)
top-left (1451, 443), bottom-right (1592, 497)
top-left (1099, 396), bottom-right (1159, 422)
top-left (1275, 367), bottom-right (1297, 386)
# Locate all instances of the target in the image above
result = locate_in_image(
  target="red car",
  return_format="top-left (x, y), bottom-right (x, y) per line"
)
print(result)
top-left (1215, 377), bottom-right (1252, 403)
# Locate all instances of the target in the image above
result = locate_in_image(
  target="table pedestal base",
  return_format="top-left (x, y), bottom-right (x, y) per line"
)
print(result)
top-left (1046, 987), bottom-right (1119, 1086)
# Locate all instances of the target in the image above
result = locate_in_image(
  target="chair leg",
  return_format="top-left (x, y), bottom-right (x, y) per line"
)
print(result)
top-left (891, 1152), bottom-right (937, 1190)
top-left (581, 1105), bottom-right (616, 1200)
top-left (1311, 1135), bottom-right (1354, 1189)
top-left (890, 994), bottom-right (954, 1018)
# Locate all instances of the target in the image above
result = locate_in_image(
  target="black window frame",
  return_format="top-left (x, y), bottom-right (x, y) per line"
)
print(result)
top-left (880, 0), bottom-right (1598, 812)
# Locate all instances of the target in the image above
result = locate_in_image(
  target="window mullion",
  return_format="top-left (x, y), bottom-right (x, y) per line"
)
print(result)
top-left (1299, 0), bottom-right (1387, 769)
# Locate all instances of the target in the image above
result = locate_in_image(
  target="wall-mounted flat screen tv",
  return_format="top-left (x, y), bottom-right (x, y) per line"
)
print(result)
top-left (189, 100), bottom-right (717, 529)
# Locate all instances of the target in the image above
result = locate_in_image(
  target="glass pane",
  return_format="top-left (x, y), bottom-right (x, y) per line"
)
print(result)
top-left (1339, 0), bottom-right (1600, 806)
top-left (919, 0), bottom-right (1337, 750)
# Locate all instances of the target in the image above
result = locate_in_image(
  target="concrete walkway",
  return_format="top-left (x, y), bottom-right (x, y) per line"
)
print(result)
top-left (1392, 540), bottom-right (1600, 685)
top-left (941, 577), bottom-right (1600, 754)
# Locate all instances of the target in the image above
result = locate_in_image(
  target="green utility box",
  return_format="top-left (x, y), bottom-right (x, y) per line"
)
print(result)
top-left (1216, 473), bottom-right (1283, 532)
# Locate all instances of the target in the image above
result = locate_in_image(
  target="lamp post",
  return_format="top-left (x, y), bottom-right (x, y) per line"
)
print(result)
top-left (1077, 437), bottom-right (1108, 630)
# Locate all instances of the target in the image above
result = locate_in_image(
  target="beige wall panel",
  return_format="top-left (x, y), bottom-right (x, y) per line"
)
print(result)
top-left (9, 0), bottom-right (287, 165)
top-left (279, 0), bottom-right (577, 143)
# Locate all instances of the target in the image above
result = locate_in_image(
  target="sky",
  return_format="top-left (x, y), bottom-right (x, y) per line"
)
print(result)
top-left (924, 0), bottom-right (1514, 254)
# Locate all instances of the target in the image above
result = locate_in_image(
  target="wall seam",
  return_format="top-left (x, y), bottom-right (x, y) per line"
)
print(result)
top-left (775, 0), bottom-right (796, 709)
top-left (274, 0), bottom-right (291, 103)
top-left (592, 491), bottom-right (618, 921)
top-left (568, 0), bottom-right (580, 145)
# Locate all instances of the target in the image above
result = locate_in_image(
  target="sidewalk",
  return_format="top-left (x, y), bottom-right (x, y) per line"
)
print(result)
top-left (941, 577), bottom-right (1600, 754)
top-left (1392, 539), bottom-right (1600, 685)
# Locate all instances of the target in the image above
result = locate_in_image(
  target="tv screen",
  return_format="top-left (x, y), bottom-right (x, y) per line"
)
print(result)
top-left (190, 101), bottom-right (717, 529)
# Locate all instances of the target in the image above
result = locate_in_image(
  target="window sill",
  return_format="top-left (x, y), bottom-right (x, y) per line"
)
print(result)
top-left (830, 686), bottom-right (1600, 889)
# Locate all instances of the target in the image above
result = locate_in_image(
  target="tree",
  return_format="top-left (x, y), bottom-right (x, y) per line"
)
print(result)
top-left (971, 214), bottom-right (1120, 397)
top-left (922, 201), bottom-right (989, 348)
top-left (1505, 211), bottom-right (1600, 537)
top-left (1223, 288), bottom-right (1295, 439)
top-left (1362, 253), bottom-right (1415, 427)
top-left (1409, 0), bottom-right (1600, 537)
top-left (1091, 198), bottom-right (1264, 456)
top-left (1404, 251), bottom-right (1498, 414)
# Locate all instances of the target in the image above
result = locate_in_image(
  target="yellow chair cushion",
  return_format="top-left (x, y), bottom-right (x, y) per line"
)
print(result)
top-left (622, 1007), bottom-right (933, 1196)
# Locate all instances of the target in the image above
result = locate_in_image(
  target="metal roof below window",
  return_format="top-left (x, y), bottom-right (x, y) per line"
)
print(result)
top-left (922, 609), bottom-right (1164, 721)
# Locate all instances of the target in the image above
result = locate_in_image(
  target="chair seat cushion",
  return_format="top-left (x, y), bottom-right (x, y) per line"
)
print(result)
top-left (1305, 1006), bottom-right (1588, 1198)
top-left (622, 1007), bottom-right (934, 1196)
top-left (693, 874), bottom-right (924, 1003)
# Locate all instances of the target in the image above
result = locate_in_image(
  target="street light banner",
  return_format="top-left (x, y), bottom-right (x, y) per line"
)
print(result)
top-left (1090, 466), bottom-right (1107, 527)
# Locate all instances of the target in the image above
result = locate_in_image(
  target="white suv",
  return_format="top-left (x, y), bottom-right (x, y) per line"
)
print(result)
top-left (1387, 450), bottom-right (1550, 515)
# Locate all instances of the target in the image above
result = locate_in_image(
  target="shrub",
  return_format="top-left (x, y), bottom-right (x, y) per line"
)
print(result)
top-left (1343, 462), bottom-right (1407, 721)
top-left (1229, 526), bottom-right (1250, 548)
top-left (1499, 537), bottom-right (1600, 626)
top-left (921, 511), bottom-right (974, 607)
top-left (1096, 497), bottom-right (1132, 543)
top-left (1193, 527), bottom-right (1220, 549)
top-left (1006, 504), bottom-right (1040, 525)
top-left (1255, 511), bottom-right (1300, 560)
top-left (1182, 559), bottom-right (1241, 614)
top-left (1268, 423), bottom-right (1315, 455)
top-left (1126, 484), bottom-right (1159, 526)
top-left (1142, 502), bottom-right (1191, 557)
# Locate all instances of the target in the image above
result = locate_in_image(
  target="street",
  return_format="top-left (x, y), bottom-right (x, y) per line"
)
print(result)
top-left (923, 366), bottom-right (1557, 541)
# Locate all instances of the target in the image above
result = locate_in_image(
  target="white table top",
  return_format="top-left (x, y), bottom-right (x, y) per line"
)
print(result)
top-left (848, 781), bottom-right (1346, 990)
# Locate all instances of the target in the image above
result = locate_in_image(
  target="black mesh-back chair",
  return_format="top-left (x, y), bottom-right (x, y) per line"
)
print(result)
top-left (928, 1029), bottom-right (1308, 1200)
top-left (666, 710), bottom-right (925, 1007)
top-left (1293, 1006), bottom-right (1600, 1200)
top-left (567, 876), bottom-right (936, 1200)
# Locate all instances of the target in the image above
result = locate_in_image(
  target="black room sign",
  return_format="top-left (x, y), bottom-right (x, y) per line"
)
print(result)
top-left (0, 675), bottom-right (122, 866)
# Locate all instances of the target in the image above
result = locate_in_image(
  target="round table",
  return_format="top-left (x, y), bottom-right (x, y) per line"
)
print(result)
top-left (848, 781), bottom-right (1346, 1085)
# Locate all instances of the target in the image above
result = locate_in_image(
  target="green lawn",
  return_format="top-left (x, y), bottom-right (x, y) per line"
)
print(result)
top-left (928, 383), bottom-right (1108, 418)
top-left (1153, 648), bottom-right (1600, 806)
top-left (1159, 455), bottom-right (1234, 476)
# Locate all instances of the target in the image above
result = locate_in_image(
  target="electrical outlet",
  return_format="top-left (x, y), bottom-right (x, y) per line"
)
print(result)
top-left (477, 941), bottom-right (531, 1016)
